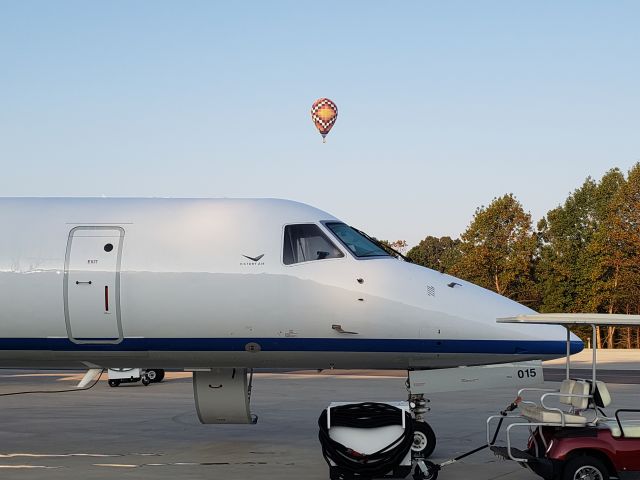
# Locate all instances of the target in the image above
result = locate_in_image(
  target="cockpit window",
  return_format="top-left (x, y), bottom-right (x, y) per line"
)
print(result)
top-left (283, 224), bottom-right (344, 265)
top-left (324, 222), bottom-right (390, 258)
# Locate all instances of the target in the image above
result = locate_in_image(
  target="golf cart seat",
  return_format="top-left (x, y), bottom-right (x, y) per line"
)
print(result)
top-left (558, 379), bottom-right (577, 405)
top-left (518, 379), bottom-right (576, 418)
top-left (589, 380), bottom-right (612, 409)
top-left (589, 382), bottom-right (640, 438)
top-left (602, 420), bottom-right (640, 438)
top-left (519, 380), bottom-right (591, 426)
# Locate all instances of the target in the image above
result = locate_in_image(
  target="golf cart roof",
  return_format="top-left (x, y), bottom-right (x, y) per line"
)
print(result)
top-left (498, 313), bottom-right (640, 327)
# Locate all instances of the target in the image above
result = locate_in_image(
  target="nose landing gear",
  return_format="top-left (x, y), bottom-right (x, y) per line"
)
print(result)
top-left (411, 422), bottom-right (437, 458)
top-left (408, 392), bottom-right (437, 479)
top-left (408, 393), bottom-right (436, 459)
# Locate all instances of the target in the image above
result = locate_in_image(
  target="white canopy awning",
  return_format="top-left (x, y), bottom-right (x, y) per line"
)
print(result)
top-left (498, 313), bottom-right (640, 327)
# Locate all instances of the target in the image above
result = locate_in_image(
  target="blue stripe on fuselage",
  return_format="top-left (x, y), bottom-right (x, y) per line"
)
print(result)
top-left (0, 338), bottom-right (584, 355)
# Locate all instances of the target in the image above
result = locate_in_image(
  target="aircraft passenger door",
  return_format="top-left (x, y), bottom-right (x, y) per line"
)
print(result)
top-left (64, 226), bottom-right (124, 344)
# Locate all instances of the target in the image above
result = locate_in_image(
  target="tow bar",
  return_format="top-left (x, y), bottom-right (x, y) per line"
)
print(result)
top-left (412, 398), bottom-right (521, 480)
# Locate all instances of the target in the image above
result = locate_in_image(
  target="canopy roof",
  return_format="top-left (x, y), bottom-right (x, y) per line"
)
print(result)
top-left (498, 313), bottom-right (640, 327)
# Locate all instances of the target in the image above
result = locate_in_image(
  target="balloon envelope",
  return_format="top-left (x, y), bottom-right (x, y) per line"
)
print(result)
top-left (311, 98), bottom-right (338, 141)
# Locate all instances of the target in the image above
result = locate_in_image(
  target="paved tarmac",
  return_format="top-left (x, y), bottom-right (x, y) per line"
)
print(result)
top-left (544, 349), bottom-right (640, 370)
top-left (543, 368), bottom-right (640, 383)
top-left (1, 370), bottom-right (640, 480)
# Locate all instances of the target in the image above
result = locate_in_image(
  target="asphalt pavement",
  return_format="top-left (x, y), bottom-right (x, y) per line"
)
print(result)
top-left (1, 369), bottom-right (640, 480)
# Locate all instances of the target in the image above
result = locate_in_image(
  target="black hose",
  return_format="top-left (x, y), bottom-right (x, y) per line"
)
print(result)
top-left (318, 402), bottom-right (415, 478)
top-left (0, 370), bottom-right (104, 397)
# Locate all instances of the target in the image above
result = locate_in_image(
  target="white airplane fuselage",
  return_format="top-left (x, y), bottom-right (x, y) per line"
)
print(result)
top-left (0, 198), bottom-right (582, 370)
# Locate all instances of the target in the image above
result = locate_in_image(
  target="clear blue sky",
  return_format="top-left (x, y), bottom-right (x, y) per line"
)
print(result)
top-left (1, 1), bottom-right (638, 246)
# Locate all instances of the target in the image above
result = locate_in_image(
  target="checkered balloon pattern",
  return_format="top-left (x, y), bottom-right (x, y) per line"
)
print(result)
top-left (311, 98), bottom-right (338, 141)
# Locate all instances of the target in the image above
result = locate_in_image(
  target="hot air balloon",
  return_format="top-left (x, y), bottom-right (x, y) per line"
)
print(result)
top-left (311, 98), bottom-right (338, 143)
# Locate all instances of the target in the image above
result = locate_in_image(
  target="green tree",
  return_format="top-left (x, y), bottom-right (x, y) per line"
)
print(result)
top-left (406, 236), bottom-right (461, 272)
top-left (450, 194), bottom-right (537, 304)
top-left (587, 164), bottom-right (640, 346)
top-left (536, 169), bottom-right (624, 315)
top-left (378, 239), bottom-right (408, 258)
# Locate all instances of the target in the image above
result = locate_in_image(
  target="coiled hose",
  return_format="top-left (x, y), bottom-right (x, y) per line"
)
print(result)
top-left (318, 402), bottom-right (415, 478)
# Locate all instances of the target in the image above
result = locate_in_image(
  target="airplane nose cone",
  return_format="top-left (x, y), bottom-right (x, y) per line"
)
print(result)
top-left (485, 292), bottom-right (584, 357)
top-left (569, 334), bottom-right (584, 355)
top-left (357, 260), bottom-right (583, 360)
top-left (437, 271), bottom-right (584, 358)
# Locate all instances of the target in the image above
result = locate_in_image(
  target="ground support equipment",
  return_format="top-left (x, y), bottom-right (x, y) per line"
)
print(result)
top-left (319, 402), bottom-right (419, 480)
top-left (412, 399), bottom-right (520, 480)
top-left (107, 368), bottom-right (164, 387)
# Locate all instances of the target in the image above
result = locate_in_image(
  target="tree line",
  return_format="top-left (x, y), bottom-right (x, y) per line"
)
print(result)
top-left (386, 164), bottom-right (640, 349)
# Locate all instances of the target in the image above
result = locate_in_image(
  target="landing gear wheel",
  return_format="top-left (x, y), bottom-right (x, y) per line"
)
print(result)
top-left (413, 460), bottom-right (439, 480)
top-left (141, 375), bottom-right (151, 386)
top-left (148, 369), bottom-right (164, 383)
top-left (108, 379), bottom-right (120, 387)
top-left (411, 422), bottom-right (436, 458)
top-left (562, 455), bottom-right (609, 480)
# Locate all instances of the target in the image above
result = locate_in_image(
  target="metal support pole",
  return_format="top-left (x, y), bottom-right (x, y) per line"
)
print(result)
top-left (592, 324), bottom-right (597, 390)
top-left (566, 327), bottom-right (571, 380)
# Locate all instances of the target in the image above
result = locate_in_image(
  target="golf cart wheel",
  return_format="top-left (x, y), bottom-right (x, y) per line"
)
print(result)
top-left (411, 422), bottom-right (436, 458)
top-left (141, 375), bottom-right (151, 386)
top-left (146, 370), bottom-right (157, 382)
top-left (562, 455), bottom-right (610, 480)
top-left (108, 379), bottom-right (120, 387)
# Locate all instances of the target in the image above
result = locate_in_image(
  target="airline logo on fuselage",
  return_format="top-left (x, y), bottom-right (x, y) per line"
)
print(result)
top-left (240, 254), bottom-right (265, 266)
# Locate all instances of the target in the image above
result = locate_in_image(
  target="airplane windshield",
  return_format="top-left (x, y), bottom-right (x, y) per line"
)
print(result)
top-left (324, 223), bottom-right (390, 258)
